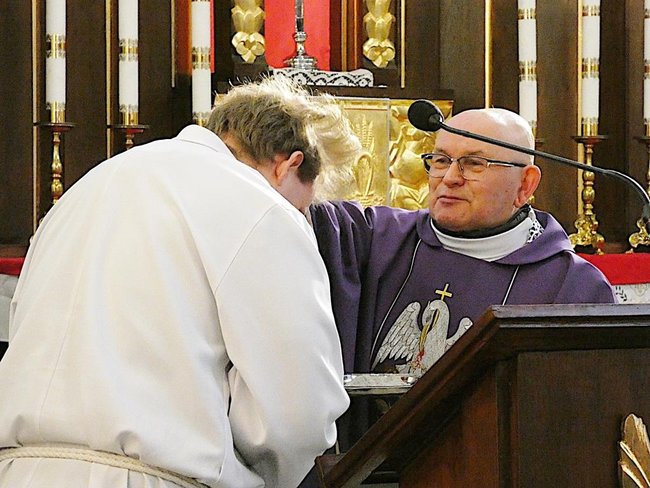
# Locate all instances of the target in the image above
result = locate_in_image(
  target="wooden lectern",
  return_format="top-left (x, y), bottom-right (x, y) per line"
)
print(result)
top-left (317, 304), bottom-right (650, 487)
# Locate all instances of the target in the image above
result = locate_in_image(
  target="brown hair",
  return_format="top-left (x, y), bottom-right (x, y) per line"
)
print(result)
top-left (206, 76), bottom-right (360, 185)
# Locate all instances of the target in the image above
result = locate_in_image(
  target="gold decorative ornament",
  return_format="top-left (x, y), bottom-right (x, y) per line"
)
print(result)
top-left (191, 47), bottom-right (211, 70)
top-left (582, 4), bottom-right (601, 16)
top-left (119, 39), bottom-right (138, 62)
top-left (51, 131), bottom-right (63, 203)
top-left (192, 111), bottom-right (211, 127)
top-left (43, 121), bottom-right (74, 206)
top-left (339, 98), bottom-right (392, 206)
top-left (362, 0), bottom-right (395, 68)
top-left (46, 34), bottom-right (66, 58)
top-left (618, 414), bottom-right (650, 487)
top-left (519, 60), bottom-right (537, 82)
top-left (46, 101), bottom-right (66, 124)
top-left (388, 102), bottom-right (437, 209)
top-left (518, 8), bottom-right (536, 20)
top-left (231, 0), bottom-right (265, 64)
top-left (582, 58), bottom-right (600, 79)
top-left (582, 118), bottom-right (600, 137)
top-left (629, 135), bottom-right (650, 250)
top-left (350, 118), bottom-right (386, 207)
top-left (119, 105), bottom-right (139, 126)
top-left (330, 98), bottom-right (452, 209)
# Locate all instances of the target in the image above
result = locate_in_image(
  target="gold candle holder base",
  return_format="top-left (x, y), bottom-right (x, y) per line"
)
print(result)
top-left (628, 135), bottom-right (650, 252)
top-left (41, 121), bottom-right (75, 205)
top-left (111, 124), bottom-right (149, 151)
top-left (568, 134), bottom-right (608, 255)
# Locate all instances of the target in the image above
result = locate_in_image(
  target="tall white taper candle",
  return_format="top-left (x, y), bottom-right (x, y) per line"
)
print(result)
top-left (46, 0), bottom-right (66, 122)
top-left (517, 0), bottom-right (537, 134)
top-left (581, 0), bottom-right (601, 134)
top-left (644, 0), bottom-right (650, 132)
top-left (192, 0), bottom-right (212, 126)
top-left (119, 0), bottom-right (139, 124)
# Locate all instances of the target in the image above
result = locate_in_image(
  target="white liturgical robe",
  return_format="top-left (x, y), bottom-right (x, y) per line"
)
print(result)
top-left (0, 126), bottom-right (349, 487)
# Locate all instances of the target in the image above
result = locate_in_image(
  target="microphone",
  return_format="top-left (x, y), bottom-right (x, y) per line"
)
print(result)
top-left (407, 99), bottom-right (650, 233)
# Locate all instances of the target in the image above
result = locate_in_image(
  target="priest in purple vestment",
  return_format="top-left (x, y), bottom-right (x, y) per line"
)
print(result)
top-left (310, 107), bottom-right (616, 379)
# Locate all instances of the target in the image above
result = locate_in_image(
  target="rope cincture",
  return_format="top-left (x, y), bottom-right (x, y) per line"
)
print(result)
top-left (0, 445), bottom-right (208, 488)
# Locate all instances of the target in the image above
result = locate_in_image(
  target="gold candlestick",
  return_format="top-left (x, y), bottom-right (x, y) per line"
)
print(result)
top-left (42, 122), bottom-right (75, 205)
top-left (112, 124), bottom-right (148, 151)
top-left (109, 107), bottom-right (148, 151)
top-left (628, 134), bottom-right (650, 251)
top-left (569, 134), bottom-right (608, 254)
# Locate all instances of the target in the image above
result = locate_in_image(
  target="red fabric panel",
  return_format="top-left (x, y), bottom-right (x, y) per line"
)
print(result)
top-left (0, 258), bottom-right (24, 277)
top-left (265, 0), bottom-right (330, 70)
top-left (1, 254), bottom-right (648, 284)
top-left (579, 253), bottom-right (650, 285)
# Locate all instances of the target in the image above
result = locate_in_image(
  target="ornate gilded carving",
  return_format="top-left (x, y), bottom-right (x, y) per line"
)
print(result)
top-left (331, 98), bottom-right (453, 210)
top-left (388, 103), bottom-right (435, 210)
top-left (46, 34), bottom-right (66, 59)
top-left (340, 99), bottom-right (391, 206)
top-left (231, 0), bottom-right (265, 64)
top-left (363, 0), bottom-right (395, 68)
top-left (629, 219), bottom-right (650, 250)
top-left (619, 414), bottom-right (650, 487)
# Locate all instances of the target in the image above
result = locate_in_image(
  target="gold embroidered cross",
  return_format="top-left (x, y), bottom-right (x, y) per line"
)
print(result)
top-left (435, 283), bottom-right (453, 301)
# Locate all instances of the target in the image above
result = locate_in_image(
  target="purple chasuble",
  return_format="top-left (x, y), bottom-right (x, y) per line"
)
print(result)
top-left (310, 201), bottom-right (616, 374)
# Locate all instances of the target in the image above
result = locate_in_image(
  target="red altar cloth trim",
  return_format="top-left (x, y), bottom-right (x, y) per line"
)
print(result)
top-left (579, 253), bottom-right (650, 285)
top-left (1, 253), bottom-right (649, 285)
top-left (0, 258), bottom-right (24, 277)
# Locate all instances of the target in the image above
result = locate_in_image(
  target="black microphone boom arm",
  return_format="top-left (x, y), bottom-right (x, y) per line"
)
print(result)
top-left (407, 99), bottom-right (650, 230)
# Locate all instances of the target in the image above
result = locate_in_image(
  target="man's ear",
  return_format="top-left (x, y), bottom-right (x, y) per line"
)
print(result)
top-left (273, 150), bottom-right (304, 183)
top-left (515, 165), bottom-right (542, 207)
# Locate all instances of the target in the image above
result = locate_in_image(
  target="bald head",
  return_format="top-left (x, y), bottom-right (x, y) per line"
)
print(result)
top-left (444, 108), bottom-right (535, 165)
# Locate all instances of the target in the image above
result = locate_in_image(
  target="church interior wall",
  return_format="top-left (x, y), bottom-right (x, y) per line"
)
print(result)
top-left (1, 0), bottom-right (647, 255)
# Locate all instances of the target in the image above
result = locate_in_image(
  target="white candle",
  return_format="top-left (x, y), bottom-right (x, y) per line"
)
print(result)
top-left (517, 0), bottom-right (537, 132)
top-left (643, 0), bottom-right (650, 127)
top-left (46, 0), bottom-right (66, 121)
top-left (581, 0), bottom-right (600, 130)
top-left (191, 0), bottom-right (212, 125)
top-left (119, 0), bottom-right (139, 124)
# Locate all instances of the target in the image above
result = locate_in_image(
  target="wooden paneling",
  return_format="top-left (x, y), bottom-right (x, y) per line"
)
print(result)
top-left (1, 1), bottom-right (648, 250)
top-left (625, 0), bottom-right (647, 239)
top-left (524, 0), bottom-right (579, 233)
top-left (490, 1), bottom-right (519, 111)
top-left (401, 369), bottom-right (501, 487)
top-left (66, 0), bottom-right (108, 181)
top-left (139, 0), bottom-right (177, 140)
top-left (439, 1), bottom-right (485, 111)
top-left (0, 2), bottom-right (34, 248)
top-left (516, 349), bottom-right (650, 486)
top-left (596, 2), bottom-right (629, 244)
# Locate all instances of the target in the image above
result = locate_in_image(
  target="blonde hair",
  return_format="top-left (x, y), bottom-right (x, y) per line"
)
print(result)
top-left (207, 76), bottom-right (361, 194)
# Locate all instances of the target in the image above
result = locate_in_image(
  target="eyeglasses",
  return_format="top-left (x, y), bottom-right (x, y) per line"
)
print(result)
top-left (421, 153), bottom-right (528, 181)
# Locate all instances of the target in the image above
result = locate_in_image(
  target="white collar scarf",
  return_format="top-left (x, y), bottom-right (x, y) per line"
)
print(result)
top-left (430, 209), bottom-right (540, 262)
